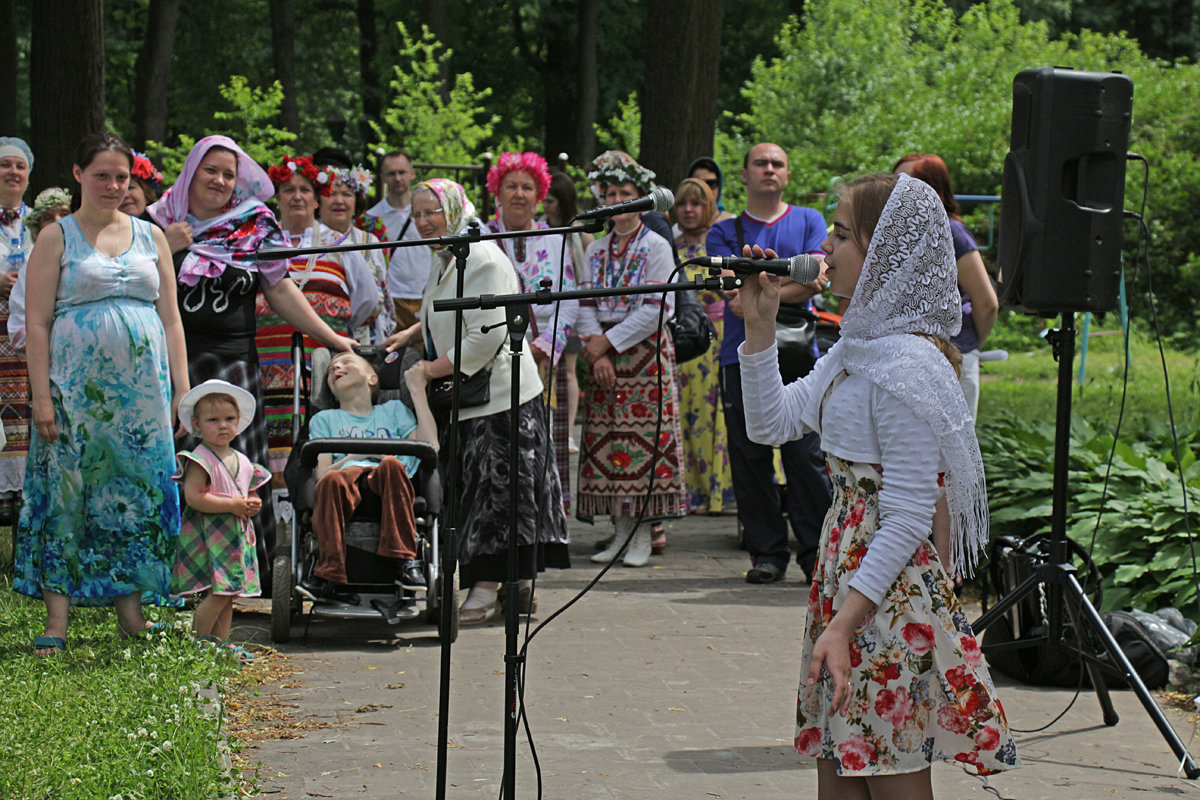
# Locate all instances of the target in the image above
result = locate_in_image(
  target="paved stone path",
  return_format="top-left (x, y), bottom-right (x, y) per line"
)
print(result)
top-left (235, 513), bottom-right (1200, 799)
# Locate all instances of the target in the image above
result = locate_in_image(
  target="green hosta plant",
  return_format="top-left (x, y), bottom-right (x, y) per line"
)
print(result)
top-left (979, 413), bottom-right (1200, 618)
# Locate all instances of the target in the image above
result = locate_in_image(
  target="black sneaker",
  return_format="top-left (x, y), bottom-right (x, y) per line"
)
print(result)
top-left (299, 575), bottom-right (360, 604)
top-left (396, 559), bottom-right (427, 591)
top-left (746, 561), bottom-right (786, 584)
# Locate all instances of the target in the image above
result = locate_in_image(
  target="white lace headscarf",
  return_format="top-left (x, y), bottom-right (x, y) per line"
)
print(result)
top-left (801, 173), bottom-right (988, 578)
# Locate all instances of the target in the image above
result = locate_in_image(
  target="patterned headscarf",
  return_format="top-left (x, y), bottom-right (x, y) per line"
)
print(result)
top-left (147, 135), bottom-right (274, 227)
top-left (414, 178), bottom-right (477, 235)
top-left (0, 137), bottom-right (33, 171)
top-left (146, 135), bottom-right (287, 287)
top-left (486, 152), bottom-right (552, 203)
top-left (587, 150), bottom-right (655, 201)
top-left (799, 174), bottom-right (986, 578)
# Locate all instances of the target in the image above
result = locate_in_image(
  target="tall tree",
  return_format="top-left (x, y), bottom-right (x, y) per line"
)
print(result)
top-left (638, 0), bottom-right (723, 190)
top-left (574, 0), bottom-right (599, 164)
top-left (30, 1), bottom-right (105, 194)
top-left (0, 0), bottom-right (17, 135)
top-left (132, 0), bottom-right (180, 150)
top-left (268, 0), bottom-right (301, 134)
top-left (358, 0), bottom-right (382, 127)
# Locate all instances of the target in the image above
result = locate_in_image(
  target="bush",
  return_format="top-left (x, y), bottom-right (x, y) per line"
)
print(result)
top-left (721, 0), bottom-right (1200, 337)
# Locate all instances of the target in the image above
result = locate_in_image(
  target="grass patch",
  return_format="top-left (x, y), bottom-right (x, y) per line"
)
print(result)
top-left (980, 312), bottom-right (1200, 442)
top-left (0, 575), bottom-right (257, 800)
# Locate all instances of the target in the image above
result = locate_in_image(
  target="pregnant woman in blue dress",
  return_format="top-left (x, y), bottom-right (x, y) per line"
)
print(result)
top-left (16, 133), bottom-right (189, 655)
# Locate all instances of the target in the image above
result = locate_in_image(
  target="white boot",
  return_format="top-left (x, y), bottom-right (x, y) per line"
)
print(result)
top-left (591, 516), bottom-right (635, 564)
top-left (622, 527), bottom-right (652, 567)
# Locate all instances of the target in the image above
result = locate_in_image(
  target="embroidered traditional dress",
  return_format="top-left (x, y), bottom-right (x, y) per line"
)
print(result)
top-left (15, 216), bottom-right (180, 606)
top-left (675, 238), bottom-right (735, 514)
top-left (0, 203), bottom-right (32, 497)
top-left (171, 444), bottom-right (271, 597)
top-left (487, 216), bottom-right (578, 512)
top-left (576, 224), bottom-right (685, 520)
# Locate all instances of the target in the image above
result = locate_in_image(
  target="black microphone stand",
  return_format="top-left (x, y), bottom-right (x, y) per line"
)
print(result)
top-left (434, 272), bottom-right (737, 799)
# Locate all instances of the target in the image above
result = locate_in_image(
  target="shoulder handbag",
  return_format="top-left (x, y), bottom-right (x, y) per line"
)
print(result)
top-left (667, 275), bottom-right (717, 363)
top-left (427, 340), bottom-right (505, 412)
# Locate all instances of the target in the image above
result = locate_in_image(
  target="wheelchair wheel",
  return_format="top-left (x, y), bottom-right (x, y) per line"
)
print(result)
top-left (271, 554), bottom-right (294, 643)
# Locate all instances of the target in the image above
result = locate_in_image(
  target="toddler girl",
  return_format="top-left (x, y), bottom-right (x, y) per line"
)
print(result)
top-left (172, 379), bottom-right (271, 653)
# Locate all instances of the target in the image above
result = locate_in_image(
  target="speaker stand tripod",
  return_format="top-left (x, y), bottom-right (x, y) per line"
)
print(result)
top-left (972, 313), bottom-right (1199, 778)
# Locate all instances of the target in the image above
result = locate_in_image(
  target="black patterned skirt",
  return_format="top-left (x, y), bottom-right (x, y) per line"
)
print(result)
top-left (446, 396), bottom-right (570, 585)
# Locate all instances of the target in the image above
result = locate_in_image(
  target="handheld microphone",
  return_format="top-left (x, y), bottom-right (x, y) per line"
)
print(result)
top-left (573, 186), bottom-right (674, 221)
top-left (694, 254), bottom-right (823, 284)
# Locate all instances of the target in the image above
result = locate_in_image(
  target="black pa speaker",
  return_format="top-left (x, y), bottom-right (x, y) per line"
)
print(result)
top-left (996, 68), bottom-right (1133, 315)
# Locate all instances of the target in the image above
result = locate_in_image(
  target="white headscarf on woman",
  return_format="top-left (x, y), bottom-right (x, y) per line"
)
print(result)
top-left (798, 173), bottom-right (988, 578)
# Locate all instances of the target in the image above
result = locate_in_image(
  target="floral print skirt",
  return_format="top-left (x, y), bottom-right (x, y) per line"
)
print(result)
top-left (795, 455), bottom-right (1019, 777)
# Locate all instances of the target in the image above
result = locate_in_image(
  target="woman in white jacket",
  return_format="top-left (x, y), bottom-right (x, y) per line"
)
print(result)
top-left (386, 179), bottom-right (569, 625)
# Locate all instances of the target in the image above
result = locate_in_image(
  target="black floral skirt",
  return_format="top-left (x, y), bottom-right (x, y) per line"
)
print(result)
top-left (444, 396), bottom-right (570, 584)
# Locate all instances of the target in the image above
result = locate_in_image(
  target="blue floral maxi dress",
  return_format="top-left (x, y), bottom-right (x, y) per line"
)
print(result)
top-left (14, 216), bottom-right (180, 606)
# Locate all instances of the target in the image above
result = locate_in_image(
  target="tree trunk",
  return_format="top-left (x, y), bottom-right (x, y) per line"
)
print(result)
top-left (423, 0), bottom-right (449, 98)
top-left (30, 1), bottom-right (105, 194)
top-left (357, 0), bottom-right (381, 127)
top-left (0, 0), bottom-right (18, 135)
top-left (268, 0), bottom-right (301, 135)
top-left (133, 0), bottom-right (181, 150)
top-left (638, 0), bottom-right (722, 192)
top-left (574, 0), bottom-right (599, 166)
top-left (540, 4), bottom-right (577, 161)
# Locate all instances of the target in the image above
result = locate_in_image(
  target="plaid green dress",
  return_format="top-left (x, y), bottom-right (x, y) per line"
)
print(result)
top-left (171, 444), bottom-right (270, 597)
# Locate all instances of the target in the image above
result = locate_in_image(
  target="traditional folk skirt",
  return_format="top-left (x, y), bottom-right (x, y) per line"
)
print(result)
top-left (576, 332), bottom-right (685, 521)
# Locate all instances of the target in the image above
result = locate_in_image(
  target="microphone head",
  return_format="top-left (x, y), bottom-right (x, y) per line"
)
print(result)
top-left (650, 185), bottom-right (674, 213)
top-left (787, 254), bottom-right (823, 283)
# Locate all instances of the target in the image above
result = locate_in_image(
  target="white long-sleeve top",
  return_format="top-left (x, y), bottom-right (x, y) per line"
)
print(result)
top-left (575, 225), bottom-right (676, 353)
top-left (738, 341), bottom-right (944, 606)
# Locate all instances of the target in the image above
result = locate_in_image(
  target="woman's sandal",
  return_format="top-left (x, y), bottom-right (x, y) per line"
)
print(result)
top-left (32, 636), bottom-right (67, 656)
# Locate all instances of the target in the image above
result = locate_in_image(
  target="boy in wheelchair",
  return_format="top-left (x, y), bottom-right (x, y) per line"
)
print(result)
top-left (299, 350), bottom-right (438, 600)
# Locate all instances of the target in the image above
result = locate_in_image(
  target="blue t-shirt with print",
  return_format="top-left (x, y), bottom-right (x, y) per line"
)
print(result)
top-left (309, 400), bottom-right (420, 477)
top-left (706, 205), bottom-right (828, 366)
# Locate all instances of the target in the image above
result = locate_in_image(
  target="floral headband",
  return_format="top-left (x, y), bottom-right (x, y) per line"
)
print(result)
top-left (267, 154), bottom-right (333, 197)
top-left (486, 151), bottom-right (552, 203)
top-left (130, 151), bottom-right (163, 192)
top-left (25, 187), bottom-right (72, 232)
top-left (330, 165), bottom-right (374, 197)
top-left (587, 150), bottom-right (655, 201)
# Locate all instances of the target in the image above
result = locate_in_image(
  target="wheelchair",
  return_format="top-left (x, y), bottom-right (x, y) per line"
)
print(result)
top-left (269, 335), bottom-right (457, 643)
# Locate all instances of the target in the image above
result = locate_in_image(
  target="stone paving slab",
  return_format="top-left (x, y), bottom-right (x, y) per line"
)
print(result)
top-left (235, 514), bottom-right (1200, 799)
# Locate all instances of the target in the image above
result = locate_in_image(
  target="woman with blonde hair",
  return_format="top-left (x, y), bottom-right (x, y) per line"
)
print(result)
top-left (673, 177), bottom-right (734, 518)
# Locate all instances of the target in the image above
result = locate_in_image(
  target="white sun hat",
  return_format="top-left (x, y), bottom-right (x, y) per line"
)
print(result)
top-left (177, 379), bottom-right (256, 435)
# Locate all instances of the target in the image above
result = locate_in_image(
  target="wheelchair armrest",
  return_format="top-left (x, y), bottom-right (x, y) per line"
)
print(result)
top-left (298, 438), bottom-right (439, 472)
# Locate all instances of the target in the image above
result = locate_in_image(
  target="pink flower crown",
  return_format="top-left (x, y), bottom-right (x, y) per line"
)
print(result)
top-left (486, 151), bottom-right (552, 202)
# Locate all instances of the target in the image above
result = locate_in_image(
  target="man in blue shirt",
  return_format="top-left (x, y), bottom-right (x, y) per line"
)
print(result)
top-left (706, 142), bottom-right (832, 584)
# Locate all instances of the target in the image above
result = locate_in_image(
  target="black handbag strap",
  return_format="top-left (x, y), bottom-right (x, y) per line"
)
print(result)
top-left (734, 214), bottom-right (745, 253)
